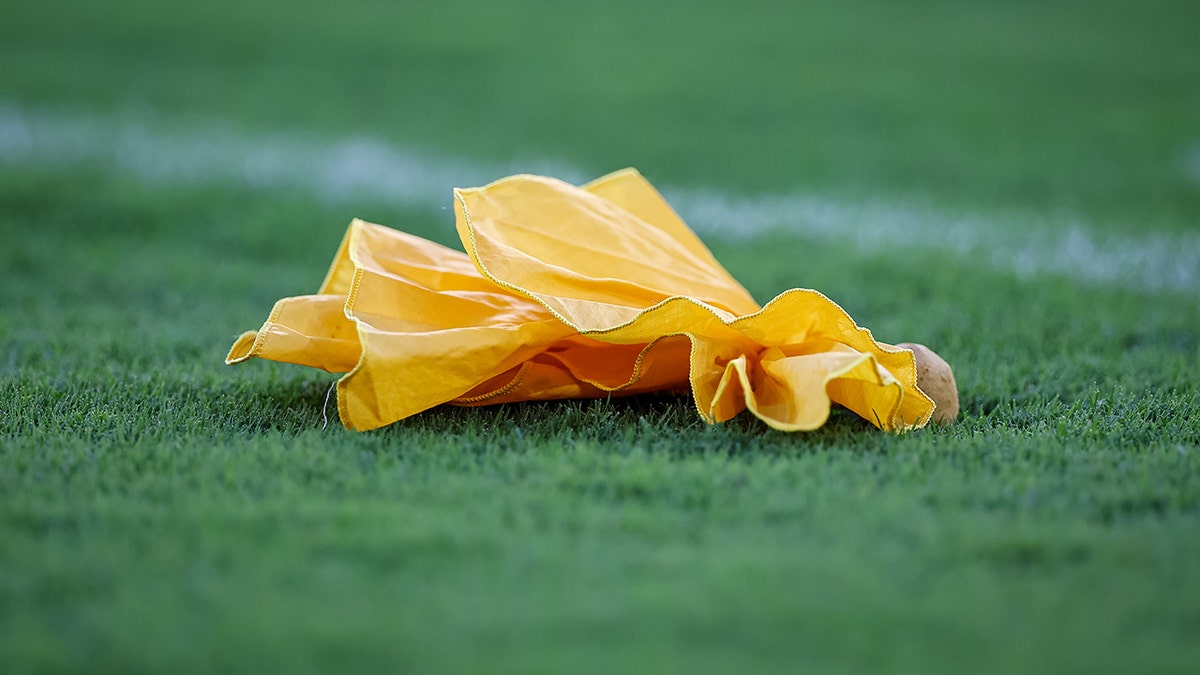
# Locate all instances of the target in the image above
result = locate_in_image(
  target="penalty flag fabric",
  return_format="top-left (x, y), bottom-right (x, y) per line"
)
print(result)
top-left (227, 168), bottom-right (935, 432)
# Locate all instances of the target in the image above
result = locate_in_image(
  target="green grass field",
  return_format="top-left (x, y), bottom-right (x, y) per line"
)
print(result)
top-left (2, 1), bottom-right (1199, 673)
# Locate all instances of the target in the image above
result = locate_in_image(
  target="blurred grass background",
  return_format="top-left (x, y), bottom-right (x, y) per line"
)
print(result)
top-left (1, 1), bottom-right (1199, 674)
top-left (3, 0), bottom-right (1198, 227)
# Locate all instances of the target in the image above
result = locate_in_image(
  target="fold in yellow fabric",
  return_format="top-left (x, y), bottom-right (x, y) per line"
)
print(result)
top-left (227, 168), bottom-right (936, 432)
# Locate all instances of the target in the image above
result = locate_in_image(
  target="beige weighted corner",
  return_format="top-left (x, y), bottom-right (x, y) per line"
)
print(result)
top-left (896, 343), bottom-right (959, 424)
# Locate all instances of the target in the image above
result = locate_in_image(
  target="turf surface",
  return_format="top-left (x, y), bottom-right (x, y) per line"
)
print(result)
top-left (2, 1), bottom-right (1199, 673)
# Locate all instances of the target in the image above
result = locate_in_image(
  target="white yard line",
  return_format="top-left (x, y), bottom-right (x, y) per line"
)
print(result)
top-left (1186, 143), bottom-right (1200, 186)
top-left (1, 102), bottom-right (1196, 292)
